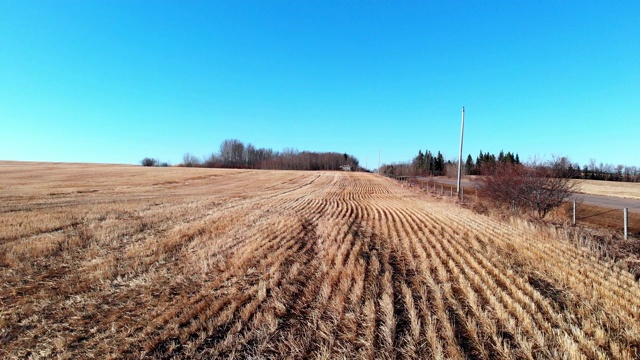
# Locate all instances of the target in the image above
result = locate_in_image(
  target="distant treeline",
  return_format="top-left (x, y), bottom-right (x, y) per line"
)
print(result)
top-left (142, 139), bottom-right (362, 171)
top-left (381, 149), bottom-right (521, 177)
top-left (573, 160), bottom-right (640, 182)
top-left (382, 148), bottom-right (640, 182)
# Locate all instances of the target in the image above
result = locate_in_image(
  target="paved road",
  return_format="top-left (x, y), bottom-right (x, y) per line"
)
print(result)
top-left (416, 177), bottom-right (640, 214)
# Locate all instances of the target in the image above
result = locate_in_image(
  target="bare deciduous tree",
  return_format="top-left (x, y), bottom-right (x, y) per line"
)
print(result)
top-left (182, 153), bottom-right (201, 167)
top-left (477, 158), bottom-right (575, 219)
top-left (181, 139), bottom-right (361, 171)
top-left (445, 162), bottom-right (458, 178)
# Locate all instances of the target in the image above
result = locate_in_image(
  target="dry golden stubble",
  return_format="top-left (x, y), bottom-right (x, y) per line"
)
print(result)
top-left (2, 162), bottom-right (640, 359)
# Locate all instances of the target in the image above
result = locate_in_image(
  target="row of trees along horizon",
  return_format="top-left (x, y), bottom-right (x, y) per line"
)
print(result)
top-left (142, 139), bottom-right (362, 171)
top-left (381, 149), bottom-right (640, 183)
top-left (141, 140), bottom-right (639, 182)
top-left (380, 150), bottom-right (522, 178)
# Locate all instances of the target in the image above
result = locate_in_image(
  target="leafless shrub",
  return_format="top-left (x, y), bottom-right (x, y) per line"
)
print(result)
top-left (141, 157), bottom-right (159, 167)
top-left (141, 158), bottom-right (169, 167)
top-left (182, 153), bottom-right (201, 167)
top-left (477, 158), bottom-right (575, 219)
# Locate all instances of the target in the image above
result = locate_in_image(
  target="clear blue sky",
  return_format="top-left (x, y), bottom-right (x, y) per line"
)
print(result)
top-left (1, 1), bottom-right (638, 169)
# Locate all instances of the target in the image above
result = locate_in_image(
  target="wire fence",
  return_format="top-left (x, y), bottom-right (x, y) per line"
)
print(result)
top-left (386, 175), bottom-right (639, 239)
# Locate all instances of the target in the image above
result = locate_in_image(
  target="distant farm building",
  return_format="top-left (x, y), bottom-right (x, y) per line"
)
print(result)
top-left (341, 165), bottom-right (352, 171)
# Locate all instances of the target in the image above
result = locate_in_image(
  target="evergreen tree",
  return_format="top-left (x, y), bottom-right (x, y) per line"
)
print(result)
top-left (465, 154), bottom-right (474, 175)
top-left (416, 150), bottom-right (425, 170)
top-left (436, 151), bottom-right (444, 173)
top-left (505, 151), bottom-right (515, 164)
top-left (425, 150), bottom-right (434, 174)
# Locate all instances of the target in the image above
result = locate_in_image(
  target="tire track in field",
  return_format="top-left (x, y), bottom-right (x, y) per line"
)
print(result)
top-left (139, 205), bottom-right (327, 356)
top-left (133, 173), bottom-right (341, 357)
top-left (91, 174), bottom-right (324, 354)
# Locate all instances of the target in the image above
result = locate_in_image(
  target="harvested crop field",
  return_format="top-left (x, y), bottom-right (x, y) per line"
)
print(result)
top-left (574, 179), bottom-right (640, 200)
top-left (1, 162), bottom-right (639, 359)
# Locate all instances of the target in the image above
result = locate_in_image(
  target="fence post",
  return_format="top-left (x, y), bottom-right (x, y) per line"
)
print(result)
top-left (624, 208), bottom-right (628, 240)
top-left (461, 187), bottom-right (464, 201)
top-left (441, 184), bottom-right (444, 195)
top-left (573, 200), bottom-right (576, 226)
top-left (450, 186), bottom-right (453, 197)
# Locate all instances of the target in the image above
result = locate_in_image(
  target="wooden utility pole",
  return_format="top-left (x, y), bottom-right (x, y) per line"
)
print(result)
top-left (456, 107), bottom-right (465, 198)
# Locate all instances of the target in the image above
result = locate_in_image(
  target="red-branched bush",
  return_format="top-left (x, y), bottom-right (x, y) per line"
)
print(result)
top-left (476, 159), bottom-right (575, 219)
